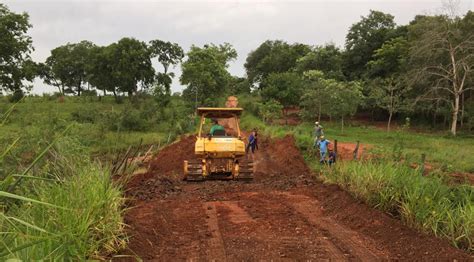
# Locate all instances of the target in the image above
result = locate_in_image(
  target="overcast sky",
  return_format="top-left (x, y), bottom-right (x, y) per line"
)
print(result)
top-left (4, 0), bottom-right (473, 94)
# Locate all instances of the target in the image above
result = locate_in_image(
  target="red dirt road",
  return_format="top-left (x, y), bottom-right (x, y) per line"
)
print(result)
top-left (117, 136), bottom-right (471, 261)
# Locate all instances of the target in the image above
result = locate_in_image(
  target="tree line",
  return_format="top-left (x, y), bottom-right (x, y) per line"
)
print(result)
top-left (1, 3), bottom-right (473, 135)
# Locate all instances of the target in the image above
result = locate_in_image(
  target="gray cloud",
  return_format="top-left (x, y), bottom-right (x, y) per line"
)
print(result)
top-left (4, 0), bottom-right (472, 94)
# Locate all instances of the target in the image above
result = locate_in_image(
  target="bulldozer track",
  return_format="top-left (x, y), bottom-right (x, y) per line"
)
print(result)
top-left (117, 135), bottom-right (472, 261)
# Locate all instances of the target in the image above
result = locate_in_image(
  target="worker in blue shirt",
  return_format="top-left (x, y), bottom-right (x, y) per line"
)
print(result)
top-left (316, 136), bottom-right (331, 164)
top-left (246, 130), bottom-right (257, 154)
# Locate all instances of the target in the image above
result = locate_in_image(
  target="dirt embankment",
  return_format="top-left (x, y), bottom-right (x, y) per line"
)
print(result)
top-left (117, 135), bottom-right (472, 261)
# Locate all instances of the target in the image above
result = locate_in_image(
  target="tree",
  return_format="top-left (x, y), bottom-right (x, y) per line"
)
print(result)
top-left (180, 43), bottom-right (237, 107)
top-left (299, 70), bottom-right (329, 122)
top-left (149, 40), bottom-right (184, 101)
top-left (299, 70), bottom-right (363, 130)
top-left (343, 10), bottom-right (396, 80)
top-left (325, 80), bottom-right (364, 132)
top-left (296, 44), bottom-right (345, 80)
top-left (245, 40), bottom-right (310, 88)
top-left (0, 4), bottom-right (35, 94)
top-left (149, 40), bottom-right (184, 75)
top-left (228, 76), bottom-right (251, 94)
top-left (260, 72), bottom-right (304, 124)
top-left (86, 45), bottom-right (119, 98)
top-left (408, 11), bottom-right (474, 135)
top-left (40, 41), bottom-right (95, 95)
top-left (113, 38), bottom-right (155, 96)
top-left (367, 37), bottom-right (411, 131)
top-left (369, 77), bottom-right (411, 131)
top-left (258, 100), bottom-right (283, 124)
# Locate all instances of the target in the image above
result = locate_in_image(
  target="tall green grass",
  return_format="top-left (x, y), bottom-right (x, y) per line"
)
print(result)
top-left (1, 138), bottom-right (127, 259)
top-left (324, 161), bottom-right (473, 251)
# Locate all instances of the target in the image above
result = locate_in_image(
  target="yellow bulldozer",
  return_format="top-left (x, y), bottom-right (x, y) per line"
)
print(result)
top-left (183, 107), bottom-right (254, 181)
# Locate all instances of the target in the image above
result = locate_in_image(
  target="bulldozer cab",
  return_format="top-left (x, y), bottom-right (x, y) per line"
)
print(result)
top-left (197, 107), bottom-right (242, 138)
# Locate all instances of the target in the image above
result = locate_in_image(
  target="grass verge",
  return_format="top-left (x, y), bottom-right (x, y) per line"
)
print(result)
top-left (324, 161), bottom-right (473, 251)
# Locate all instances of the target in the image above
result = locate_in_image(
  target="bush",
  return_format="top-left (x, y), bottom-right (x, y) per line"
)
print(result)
top-left (119, 108), bottom-right (147, 131)
top-left (71, 107), bottom-right (99, 123)
top-left (257, 99), bottom-right (283, 124)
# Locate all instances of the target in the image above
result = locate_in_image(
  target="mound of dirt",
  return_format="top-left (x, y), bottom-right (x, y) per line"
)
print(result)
top-left (125, 135), bottom-right (195, 200)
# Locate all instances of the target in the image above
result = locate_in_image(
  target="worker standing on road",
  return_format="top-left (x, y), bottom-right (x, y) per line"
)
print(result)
top-left (313, 122), bottom-right (324, 148)
top-left (316, 136), bottom-right (331, 164)
top-left (246, 130), bottom-right (257, 154)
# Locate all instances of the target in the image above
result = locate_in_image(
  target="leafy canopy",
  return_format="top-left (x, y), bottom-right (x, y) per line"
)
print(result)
top-left (180, 43), bottom-right (237, 106)
top-left (0, 4), bottom-right (35, 94)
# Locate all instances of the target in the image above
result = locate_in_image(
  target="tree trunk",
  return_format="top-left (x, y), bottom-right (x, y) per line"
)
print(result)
top-left (432, 100), bottom-right (439, 129)
top-left (451, 93), bottom-right (460, 136)
top-left (460, 92), bottom-right (465, 128)
top-left (318, 102), bottom-right (321, 122)
top-left (387, 111), bottom-right (393, 132)
top-left (113, 90), bottom-right (118, 102)
top-left (341, 116), bottom-right (344, 133)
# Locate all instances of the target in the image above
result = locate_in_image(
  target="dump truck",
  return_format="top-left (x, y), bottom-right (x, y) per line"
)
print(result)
top-left (183, 107), bottom-right (254, 181)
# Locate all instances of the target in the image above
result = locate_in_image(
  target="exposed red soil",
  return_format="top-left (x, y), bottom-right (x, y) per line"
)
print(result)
top-left (336, 142), bottom-right (371, 160)
top-left (116, 135), bottom-right (472, 261)
top-left (449, 172), bottom-right (474, 185)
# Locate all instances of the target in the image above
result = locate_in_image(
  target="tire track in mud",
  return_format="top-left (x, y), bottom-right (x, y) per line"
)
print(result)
top-left (279, 192), bottom-right (388, 261)
top-left (117, 135), bottom-right (472, 261)
top-left (211, 191), bottom-right (348, 261)
top-left (203, 202), bottom-right (227, 261)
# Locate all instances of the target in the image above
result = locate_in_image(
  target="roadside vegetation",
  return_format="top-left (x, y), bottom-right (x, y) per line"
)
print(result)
top-left (327, 161), bottom-right (473, 251)
top-left (0, 96), bottom-right (194, 258)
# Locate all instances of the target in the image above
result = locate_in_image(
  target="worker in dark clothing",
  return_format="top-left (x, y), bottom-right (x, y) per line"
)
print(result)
top-left (328, 148), bottom-right (337, 166)
top-left (246, 130), bottom-right (257, 154)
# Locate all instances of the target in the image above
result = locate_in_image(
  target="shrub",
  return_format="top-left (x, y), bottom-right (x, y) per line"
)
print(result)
top-left (71, 107), bottom-right (99, 123)
top-left (119, 108), bottom-right (147, 131)
top-left (257, 99), bottom-right (283, 124)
